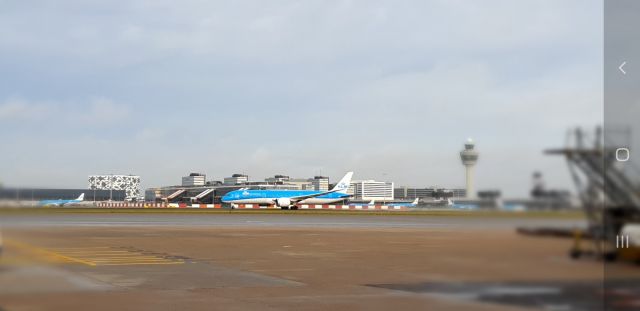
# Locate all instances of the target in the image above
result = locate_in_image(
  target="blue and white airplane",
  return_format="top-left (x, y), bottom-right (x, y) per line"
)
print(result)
top-left (447, 198), bottom-right (479, 210)
top-left (222, 172), bottom-right (353, 209)
top-left (352, 198), bottom-right (419, 207)
top-left (39, 193), bottom-right (85, 207)
top-left (386, 198), bottom-right (419, 207)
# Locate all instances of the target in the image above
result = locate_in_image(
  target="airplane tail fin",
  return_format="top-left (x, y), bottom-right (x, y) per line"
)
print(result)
top-left (412, 198), bottom-right (419, 205)
top-left (331, 172), bottom-right (353, 194)
top-left (76, 193), bottom-right (85, 201)
top-left (368, 199), bottom-right (375, 205)
top-left (447, 198), bottom-right (453, 206)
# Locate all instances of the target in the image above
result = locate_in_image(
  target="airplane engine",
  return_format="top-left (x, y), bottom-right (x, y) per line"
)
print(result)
top-left (275, 198), bottom-right (292, 208)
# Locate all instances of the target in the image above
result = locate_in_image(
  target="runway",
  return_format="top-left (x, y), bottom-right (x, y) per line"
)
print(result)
top-left (1, 212), bottom-right (631, 311)
top-left (0, 213), bottom-right (586, 229)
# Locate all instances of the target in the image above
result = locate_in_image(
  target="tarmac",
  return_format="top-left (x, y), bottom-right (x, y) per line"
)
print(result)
top-left (0, 212), bottom-right (637, 310)
top-left (0, 213), bottom-right (586, 228)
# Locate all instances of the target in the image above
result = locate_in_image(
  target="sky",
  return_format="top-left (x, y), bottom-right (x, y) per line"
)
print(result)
top-left (0, 0), bottom-right (602, 196)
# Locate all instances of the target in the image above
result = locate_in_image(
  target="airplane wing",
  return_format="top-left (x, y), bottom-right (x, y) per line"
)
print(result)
top-left (287, 189), bottom-right (342, 203)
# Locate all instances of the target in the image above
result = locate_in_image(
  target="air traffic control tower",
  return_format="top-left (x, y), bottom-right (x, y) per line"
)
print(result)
top-left (460, 138), bottom-right (479, 198)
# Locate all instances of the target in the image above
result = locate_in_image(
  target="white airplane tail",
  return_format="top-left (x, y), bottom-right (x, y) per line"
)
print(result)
top-left (447, 198), bottom-right (453, 206)
top-left (76, 193), bottom-right (85, 201)
top-left (368, 199), bottom-right (375, 205)
top-left (331, 172), bottom-right (353, 194)
top-left (411, 198), bottom-right (419, 205)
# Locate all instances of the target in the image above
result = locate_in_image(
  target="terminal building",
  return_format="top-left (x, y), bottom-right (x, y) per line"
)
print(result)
top-left (223, 174), bottom-right (248, 185)
top-left (347, 180), bottom-right (394, 201)
top-left (145, 184), bottom-right (241, 204)
top-left (264, 175), bottom-right (329, 191)
top-left (88, 175), bottom-right (141, 201)
top-left (311, 176), bottom-right (329, 192)
top-left (145, 173), bottom-right (332, 204)
top-left (394, 187), bottom-right (467, 200)
top-left (148, 173), bottom-right (473, 206)
top-left (182, 173), bottom-right (206, 186)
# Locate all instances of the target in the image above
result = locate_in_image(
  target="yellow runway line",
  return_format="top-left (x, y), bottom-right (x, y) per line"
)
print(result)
top-left (90, 256), bottom-right (181, 260)
top-left (84, 257), bottom-right (163, 260)
top-left (4, 239), bottom-right (97, 266)
top-left (50, 251), bottom-right (137, 255)
top-left (93, 261), bottom-right (182, 264)
top-left (49, 246), bottom-right (111, 251)
top-left (100, 261), bottom-right (184, 266)
top-left (89, 258), bottom-right (173, 261)
top-left (4, 239), bottom-right (185, 266)
top-left (92, 258), bottom-right (175, 263)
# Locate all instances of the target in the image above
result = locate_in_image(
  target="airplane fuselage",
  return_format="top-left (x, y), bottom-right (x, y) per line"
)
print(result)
top-left (38, 199), bottom-right (81, 206)
top-left (38, 193), bottom-right (85, 207)
top-left (222, 189), bottom-right (350, 205)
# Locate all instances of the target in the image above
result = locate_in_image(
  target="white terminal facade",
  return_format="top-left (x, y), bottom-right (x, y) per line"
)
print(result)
top-left (348, 180), bottom-right (394, 201)
top-left (394, 187), bottom-right (466, 199)
top-left (88, 175), bottom-right (141, 201)
top-left (224, 174), bottom-right (249, 185)
top-left (264, 175), bottom-right (329, 191)
top-left (182, 173), bottom-right (206, 186)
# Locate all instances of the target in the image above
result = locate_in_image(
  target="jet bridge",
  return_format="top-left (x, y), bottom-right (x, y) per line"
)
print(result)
top-left (546, 127), bottom-right (640, 258)
top-left (164, 189), bottom-right (187, 203)
top-left (191, 188), bottom-right (215, 203)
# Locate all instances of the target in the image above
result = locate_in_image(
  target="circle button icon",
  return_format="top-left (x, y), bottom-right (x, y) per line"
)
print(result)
top-left (616, 148), bottom-right (630, 162)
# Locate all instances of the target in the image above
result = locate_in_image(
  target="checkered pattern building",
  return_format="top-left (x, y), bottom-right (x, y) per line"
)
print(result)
top-left (88, 175), bottom-right (141, 201)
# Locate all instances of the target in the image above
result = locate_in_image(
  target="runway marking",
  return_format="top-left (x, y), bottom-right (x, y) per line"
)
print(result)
top-left (4, 240), bottom-right (184, 266)
top-left (97, 261), bottom-right (185, 266)
top-left (5, 239), bottom-right (97, 266)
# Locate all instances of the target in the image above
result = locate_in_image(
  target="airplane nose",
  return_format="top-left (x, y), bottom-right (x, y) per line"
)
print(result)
top-left (221, 192), bottom-right (234, 202)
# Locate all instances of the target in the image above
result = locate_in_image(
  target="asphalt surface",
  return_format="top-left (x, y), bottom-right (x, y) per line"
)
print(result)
top-left (1, 212), bottom-right (627, 311)
top-left (0, 213), bottom-right (586, 229)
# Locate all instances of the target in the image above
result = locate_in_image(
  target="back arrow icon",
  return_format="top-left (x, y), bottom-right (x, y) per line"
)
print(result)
top-left (620, 61), bottom-right (627, 75)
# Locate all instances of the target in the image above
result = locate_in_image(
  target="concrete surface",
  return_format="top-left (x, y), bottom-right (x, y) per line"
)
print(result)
top-left (0, 213), bottom-right (636, 311)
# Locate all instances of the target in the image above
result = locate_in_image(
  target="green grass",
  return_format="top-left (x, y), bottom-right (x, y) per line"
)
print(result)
top-left (0, 206), bottom-right (585, 219)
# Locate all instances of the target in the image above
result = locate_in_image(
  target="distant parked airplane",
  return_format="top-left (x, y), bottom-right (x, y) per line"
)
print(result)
top-left (447, 198), bottom-right (479, 210)
top-left (387, 198), bottom-right (419, 207)
top-left (351, 198), bottom-right (419, 207)
top-left (222, 172), bottom-right (353, 209)
top-left (39, 193), bottom-right (85, 207)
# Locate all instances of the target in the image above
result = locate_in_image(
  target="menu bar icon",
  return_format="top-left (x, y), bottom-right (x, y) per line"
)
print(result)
top-left (616, 235), bottom-right (630, 248)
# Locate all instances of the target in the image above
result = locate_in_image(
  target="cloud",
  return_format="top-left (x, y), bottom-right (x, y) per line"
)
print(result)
top-left (0, 96), bottom-right (130, 125)
top-left (0, 0), bottom-right (600, 69)
top-left (135, 127), bottom-right (165, 141)
top-left (0, 1), bottom-right (603, 196)
top-left (0, 98), bottom-right (51, 121)
top-left (79, 97), bottom-right (131, 124)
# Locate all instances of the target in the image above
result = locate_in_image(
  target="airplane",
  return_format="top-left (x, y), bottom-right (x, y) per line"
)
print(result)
top-left (387, 198), bottom-right (420, 207)
top-left (446, 198), bottom-right (479, 210)
top-left (501, 203), bottom-right (526, 211)
top-left (350, 198), bottom-right (419, 207)
top-left (38, 193), bottom-right (85, 207)
top-left (346, 199), bottom-right (376, 206)
top-left (222, 172), bottom-right (353, 209)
